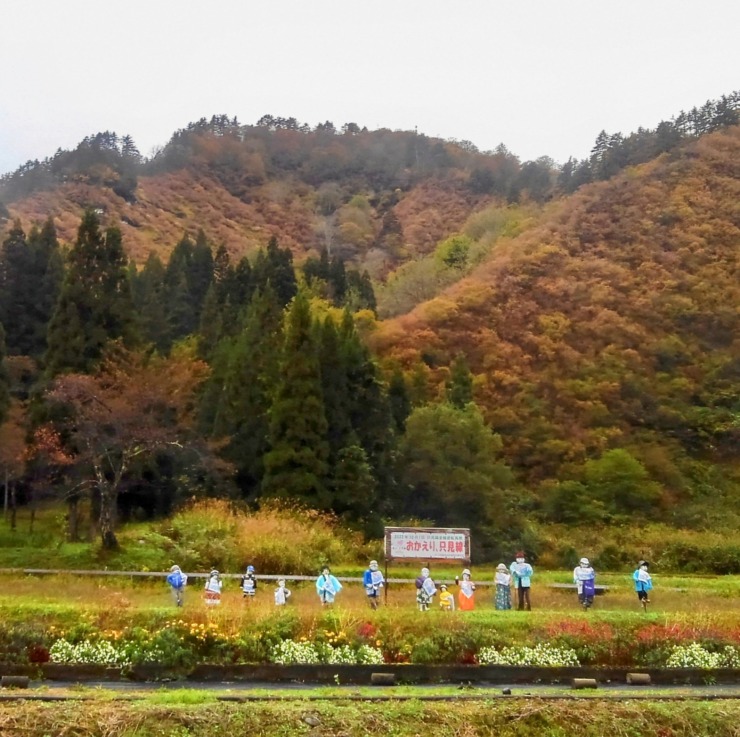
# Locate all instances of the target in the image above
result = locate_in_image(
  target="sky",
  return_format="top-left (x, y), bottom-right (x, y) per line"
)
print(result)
top-left (1, 0), bottom-right (739, 176)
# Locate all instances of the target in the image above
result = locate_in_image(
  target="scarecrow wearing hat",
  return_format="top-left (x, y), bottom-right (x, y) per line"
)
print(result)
top-left (494, 563), bottom-right (512, 610)
top-left (438, 584), bottom-right (455, 611)
top-left (204, 569), bottom-right (223, 606)
top-left (316, 566), bottom-right (342, 606)
top-left (573, 557), bottom-right (596, 609)
top-left (274, 579), bottom-right (291, 606)
top-left (415, 567), bottom-right (437, 611)
top-left (455, 568), bottom-right (476, 611)
top-left (241, 564), bottom-right (257, 600)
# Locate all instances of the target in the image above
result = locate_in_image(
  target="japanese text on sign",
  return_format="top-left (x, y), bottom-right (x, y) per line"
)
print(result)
top-left (385, 527), bottom-right (471, 561)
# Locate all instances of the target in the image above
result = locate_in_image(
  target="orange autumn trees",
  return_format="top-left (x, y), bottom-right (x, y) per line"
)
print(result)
top-left (45, 345), bottom-right (209, 548)
top-left (373, 126), bottom-right (740, 522)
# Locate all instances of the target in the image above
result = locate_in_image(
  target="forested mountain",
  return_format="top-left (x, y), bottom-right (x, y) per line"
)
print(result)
top-left (373, 126), bottom-right (740, 527)
top-left (0, 95), bottom-right (739, 557)
top-left (2, 91), bottom-right (737, 270)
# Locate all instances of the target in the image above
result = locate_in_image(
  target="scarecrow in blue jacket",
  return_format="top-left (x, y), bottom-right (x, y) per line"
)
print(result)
top-left (166, 565), bottom-right (187, 607)
top-left (510, 552), bottom-right (534, 611)
top-left (633, 560), bottom-right (653, 604)
top-left (363, 560), bottom-right (385, 609)
top-left (316, 566), bottom-right (343, 606)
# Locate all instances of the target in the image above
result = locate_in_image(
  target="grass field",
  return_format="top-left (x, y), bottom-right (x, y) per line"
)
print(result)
top-left (0, 697), bottom-right (738, 737)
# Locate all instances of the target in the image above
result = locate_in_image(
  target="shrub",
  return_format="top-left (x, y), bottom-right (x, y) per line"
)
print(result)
top-left (49, 638), bottom-right (129, 667)
top-left (477, 644), bottom-right (580, 667)
top-left (161, 499), bottom-right (366, 573)
top-left (666, 643), bottom-right (740, 669)
top-left (269, 640), bottom-right (384, 665)
top-left (0, 625), bottom-right (49, 665)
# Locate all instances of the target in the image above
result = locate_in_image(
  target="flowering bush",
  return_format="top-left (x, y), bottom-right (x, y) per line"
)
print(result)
top-left (49, 638), bottom-right (130, 667)
top-left (477, 644), bottom-right (580, 667)
top-left (270, 640), bottom-right (321, 665)
top-left (355, 644), bottom-right (385, 665)
top-left (665, 643), bottom-right (740, 669)
top-left (270, 640), bottom-right (384, 665)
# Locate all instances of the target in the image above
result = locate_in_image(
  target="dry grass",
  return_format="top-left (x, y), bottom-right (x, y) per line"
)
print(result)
top-left (0, 699), bottom-right (737, 737)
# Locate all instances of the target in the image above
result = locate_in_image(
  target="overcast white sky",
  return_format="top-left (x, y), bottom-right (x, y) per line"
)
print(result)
top-left (1, 0), bottom-right (738, 175)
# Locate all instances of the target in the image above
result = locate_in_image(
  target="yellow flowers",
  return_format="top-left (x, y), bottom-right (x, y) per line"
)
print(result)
top-left (321, 629), bottom-right (347, 646)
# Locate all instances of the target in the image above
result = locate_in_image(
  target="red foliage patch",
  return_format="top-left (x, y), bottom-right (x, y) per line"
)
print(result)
top-left (356, 622), bottom-right (377, 641)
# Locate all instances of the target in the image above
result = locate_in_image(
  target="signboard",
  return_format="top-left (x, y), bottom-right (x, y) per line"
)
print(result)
top-left (384, 526), bottom-right (471, 562)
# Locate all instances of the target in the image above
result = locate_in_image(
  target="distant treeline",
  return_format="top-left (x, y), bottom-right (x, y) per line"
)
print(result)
top-left (1, 91), bottom-right (737, 207)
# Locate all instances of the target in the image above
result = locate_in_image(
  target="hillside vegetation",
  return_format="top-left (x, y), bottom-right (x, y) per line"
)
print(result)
top-left (0, 102), bottom-right (739, 566)
top-left (373, 127), bottom-right (740, 528)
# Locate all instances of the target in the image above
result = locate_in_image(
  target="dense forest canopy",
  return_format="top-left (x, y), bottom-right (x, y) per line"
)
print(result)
top-left (0, 91), bottom-right (739, 561)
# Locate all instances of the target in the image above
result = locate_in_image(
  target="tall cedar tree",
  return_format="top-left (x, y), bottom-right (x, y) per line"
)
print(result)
top-left (388, 367), bottom-right (411, 432)
top-left (317, 315), bottom-right (378, 525)
top-left (131, 252), bottom-right (169, 352)
top-left (251, 236), bottom-right (297, 307)
top-left (45, 211), bottom-right (136, 376)
top-left (207, 285), bottom-right (284, 498)
top-left (162, 231), bottom-right (213, 347)
top-left (0, 219), bottom-right (62, 358)
top-left (339, 309), bottom-right (396, 514)
top-left (261, 291), bottom-right (329, 508)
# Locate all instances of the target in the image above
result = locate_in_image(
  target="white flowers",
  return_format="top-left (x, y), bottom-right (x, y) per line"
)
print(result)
top-left (49, 638), bottom-right (130, 667)
top-left (269, 640), bottom-right (384, 665)
top-left (477, 644), bottom-right (580, 667)
top-left (270, 640), bottom-right (320, 665)
top-left (666, 643), bottom-right (740, 669)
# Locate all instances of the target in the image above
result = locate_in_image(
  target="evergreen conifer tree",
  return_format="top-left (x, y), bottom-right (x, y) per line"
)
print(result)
top-left (338, 309), bottom-right (395, 512)
top-left (208, 285), bottom-right (284, 497)
top-left (162, 232), bottom-right (214, 346)
top-left (0, 219), bottom-right (63, 358)
top-left (318, 315), bottom-right (352, 459)
top-left (131, 252), bottom-right (169, 352)
top-left (0, 221), bottom-right (32, 354)
top-left (446, 354), bottom-right (474, 408)
top-left (252, 236), bottom-right (297, 306)
top-left (262, 291), bottom-right (329, 507)
top-left (388, 367), bottom-right (411, 433)
top-left (45, 210), bottom-right (137, 376)
top-left (33, 218), bottom-right (64, 355)
top-left (330, 436), bottom-right (377, 524)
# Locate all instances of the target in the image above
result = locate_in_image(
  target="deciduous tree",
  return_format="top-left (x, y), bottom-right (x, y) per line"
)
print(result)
top-left (46, 345), bottom-right (208, 548)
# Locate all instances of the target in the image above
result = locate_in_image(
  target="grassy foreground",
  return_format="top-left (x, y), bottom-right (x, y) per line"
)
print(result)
top-left (0, 698), bottom-right (738, 737)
